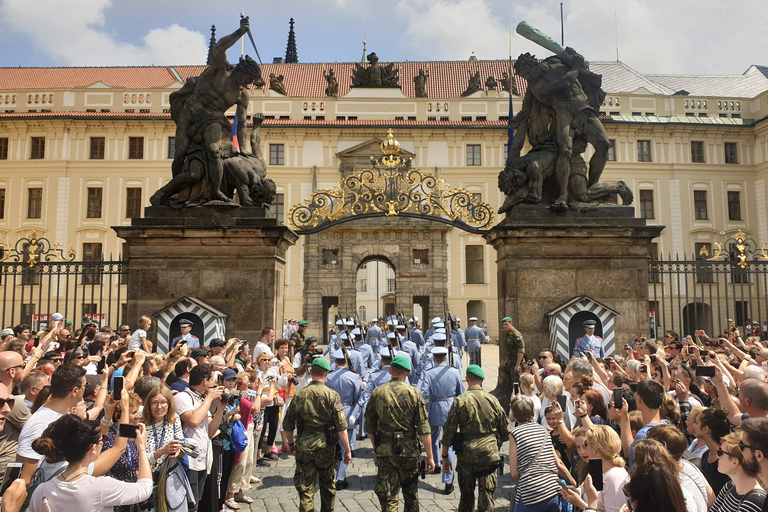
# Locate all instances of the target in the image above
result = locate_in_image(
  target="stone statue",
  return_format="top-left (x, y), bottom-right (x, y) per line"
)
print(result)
top-left (485, 75), bottom-right (498, 91)
top-left (269, 73), bottom-right (287, 95)
top-left (150, 18), bottom-right (270, 208)
top-left (324, 68), bottom-right (338, 97)
top-left (351, 52), bottom-right (400, 87)
top-left (460, 71), bottom-right (482, 97)
top-left (500, 71), bottom-right (518, 95)
top-left (413, 68), bottom-right (429, 97)
top-left (497, 23), bottom-right (624, 213)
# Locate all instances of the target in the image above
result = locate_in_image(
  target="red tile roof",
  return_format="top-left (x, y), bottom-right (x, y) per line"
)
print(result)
top-left (1, 61), bottom-right (527, 98)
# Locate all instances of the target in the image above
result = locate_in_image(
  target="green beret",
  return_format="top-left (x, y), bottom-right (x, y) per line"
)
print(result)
top-left (298, 320), bottom-right (308, 326)
top-left (466, 364), bottom-right (485, 379)
top-left (501, 317), bottom-right (512, 323)
top-left (311, 357), bottom-right (331, 371)
top-left (391, 355), bottom-right (412, 372)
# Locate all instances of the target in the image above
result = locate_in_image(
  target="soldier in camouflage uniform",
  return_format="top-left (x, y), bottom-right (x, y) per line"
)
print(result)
top-left (365, 355), bottom-right (435, 512)
top-left (442, 364), bottom-right (509, 512)
top-left (497, 316), bottom-right (525, 411)
top-left (283, 357), bottom-right (352, 512)
top-left (290, 320), bottom-right (308, 359)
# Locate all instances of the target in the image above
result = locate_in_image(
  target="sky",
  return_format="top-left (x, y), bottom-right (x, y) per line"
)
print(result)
top-left (0, 0), bottom-right (766, 76)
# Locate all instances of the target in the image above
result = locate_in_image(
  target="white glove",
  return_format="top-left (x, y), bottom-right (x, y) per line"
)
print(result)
top-left (349, 415), bottom-right (357, 426)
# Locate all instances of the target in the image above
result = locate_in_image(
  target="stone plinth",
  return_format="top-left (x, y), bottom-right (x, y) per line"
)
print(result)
top-left (484, 205), bottom-right (664, 408)
top-left (114, 206), bottom-right (298, 349)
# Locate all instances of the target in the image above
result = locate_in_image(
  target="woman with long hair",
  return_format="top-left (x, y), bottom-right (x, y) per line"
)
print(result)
top-left (694, 407), bottom-right (732, 494)
top-left (709, 430), bottom-right (766, 512)
top-left (142, 386), bottom-right (185, 472)
top-left (623, 439), bottom-right (688, 512)
top-left (29, 415), bottom-right (152, 512)
top-left (574, 389), bottom-right (608, 427)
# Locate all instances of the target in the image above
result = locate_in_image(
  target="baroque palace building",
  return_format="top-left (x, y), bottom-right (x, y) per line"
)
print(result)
top-left (1, 53), bottom-right (768, 343)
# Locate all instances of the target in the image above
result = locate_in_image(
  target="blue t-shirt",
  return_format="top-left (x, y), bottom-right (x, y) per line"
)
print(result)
top-left (629, 422), bottom-right (662, 465)
top-left (169, 379), bottom-right (190, 393)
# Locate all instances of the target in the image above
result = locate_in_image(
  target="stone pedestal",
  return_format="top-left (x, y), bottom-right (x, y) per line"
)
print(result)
top-left (114, 206), bottom-right (297, 349)
top-left (484, 205), bottom-right (664, 409)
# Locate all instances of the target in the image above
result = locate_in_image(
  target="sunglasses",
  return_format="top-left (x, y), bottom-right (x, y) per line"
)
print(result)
top-left (716, 447), bottom-right (738, 458)
top-left (0, 397), bottom-right (15, 409)
top-left (739, 440), bottom-right (757, 452)
top-left (1, 364), bottom-right (23, 372)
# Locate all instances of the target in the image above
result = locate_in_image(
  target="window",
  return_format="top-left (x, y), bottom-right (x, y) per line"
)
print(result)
top-left (386, 267), bottom-right (396, 293)
top-left (730, 246), bottom-right (749, 284)
top-left (27, 188), bottom-right (42, 218)
top-left (724, 142), bottom-right (738, 164)
top-left (649, 301), bottom-right (660, 332)
top-left (465, 245), bottom-right (484, 284)
top-left (86, 187), bottom-right (102, 218)
top-left (607, 139), bottom-right (616, 161)
top-left (82, 243), bottom-right (103, 285)
top-left (690, 141), bottom-right (705, 163)
top-left (128, 137), bottom-right (144, 159)
top-left (167, 137), bottom-right (176, 159)
top-left (0, 188), bottom-right (4, 219)
top-left (734, 301), bottom-right (749, 326)
top-left (695, 243), bottom-right (714, 283)
top-left (322, 249), bottom-right (338, 265)
top-left (90, 137), bottom-right (105, 159)
top-left (637, 140), bottom-right (651, 162)
top-left (358, 305), bottom-right (367, 322)
top-left (357, 271), bottom-right (367, 293)
top-left (20, 303), bottom-right (35, 325)
top-left (466, 144), bottom-right (481, 166)
top-left (503, 143), bottom-right (508, 159)
top-left (413, 249), bottom-right (429, 265)
top-left (648, 242), bottom-right (661, 283)
top-left (0, 137), bottom-right (8, 159)
top-left (269, 144), bottom-right (285, 165)
top-left (727, 191), bottom-right (742, 221)
top-left (471, 192), bottom-right (482, 202)
top-left (30, 137), bottom-right (45, 159)
top-left (693, 190), bottom-right (708, 220)
top-left (268, 193), bottom-right (284, 222)
top-left (126, 188), bottom-right (142, 219)
top-left (20, 244), bottom-right (41, 285)
top-left (82, 303), bottom-right (98, 316)
top-left (639, 190), bottom-right (654, 219)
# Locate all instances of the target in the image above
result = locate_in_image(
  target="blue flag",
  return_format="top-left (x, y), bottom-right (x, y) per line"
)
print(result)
top-left (232, 114), bottom-right (240, 153)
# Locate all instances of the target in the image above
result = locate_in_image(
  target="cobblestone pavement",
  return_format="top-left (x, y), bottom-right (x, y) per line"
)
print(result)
top-left (242, 344), bottom-right (516, 512)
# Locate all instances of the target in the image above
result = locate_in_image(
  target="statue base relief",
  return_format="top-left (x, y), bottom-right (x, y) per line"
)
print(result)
top-left (114, 206), bottom-right (298, 346)
top-left (484, 204), bottom-right (663, 410)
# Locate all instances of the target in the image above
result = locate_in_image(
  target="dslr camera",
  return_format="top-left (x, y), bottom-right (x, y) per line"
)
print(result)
top-left (303, 348), bottom-right (323, 365)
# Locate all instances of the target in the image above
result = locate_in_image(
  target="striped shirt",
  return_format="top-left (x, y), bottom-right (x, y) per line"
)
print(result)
top-left (511, 421), bottom-right (560, 506)
top-left (710, 481), bottom-right (766, 512)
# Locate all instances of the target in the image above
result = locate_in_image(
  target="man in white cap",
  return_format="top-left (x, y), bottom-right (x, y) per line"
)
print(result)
top-left (365, 318), bottom-right (383, 366)
top-left (352, 328), bottom-right (373, 371)
top-left (573, 319), bottom-right (604, 358)
top-left (398, 325), bottom-right (421, 386)
top-left (408, 317), bottom-right (424, 348)
top-left (420, 346), bottom-right (464, 493)
top-left (465, 317), bottom-right (484, 366)
top-left (424, 317), bottom-right (441, 341)
top-left (324, 319), bottom-right (345, 356)
top-left (325, 350), bottom-right (363, 490)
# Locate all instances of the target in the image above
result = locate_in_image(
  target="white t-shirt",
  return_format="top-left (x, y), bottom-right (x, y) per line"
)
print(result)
top-left (29, 474), bottom-right (152, 512)
top-left (523, 394), bottom-right (542, 420)
top-left (680, 460), bottom-right (708, 512)
top-left (598, 466), bottom-right (629, 512)
top-left (174, 389), bottom-right (211, 472)
top-left (17, 406), bottom-right (64, 460)
top-left (127, 329), bottom-right (146, 351)
top-left (253, 341), bottom-right (273, 362)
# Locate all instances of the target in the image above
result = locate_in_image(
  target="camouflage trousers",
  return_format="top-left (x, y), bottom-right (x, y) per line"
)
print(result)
top-left (294, 458), bottom-right (337, 512)
top-left (375, 456), bottom-right (420, 512)
top-left (457, 461), bottom-right (498, 512)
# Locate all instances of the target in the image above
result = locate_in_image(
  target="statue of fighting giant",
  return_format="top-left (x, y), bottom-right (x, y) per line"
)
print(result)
top-left (498, 21), bottom-right (633, 213)
top-left (150, 17), bottom-right (275, 208)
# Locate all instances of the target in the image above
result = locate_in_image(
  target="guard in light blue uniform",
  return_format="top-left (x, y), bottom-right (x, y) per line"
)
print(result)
top-left (420, 332), bottom-right (462, 374)
top-left (366, 318), bottom-right (383, 365)
top-left (420, 346), bottom-right (464, 494)
top-left (450, 321), bottom-right (465, 359)
top-left (331, 334), bottom-right (368, 380)
top-left (324, 318), bottom-right (345, 355)
top-left (398, 325), bottom-right (421, 386)
top-left (573, 319), bottom-right (605, 358)
top-left (408, 318), bottom-right (425, 348)
top-left (424, 317), bottom-right (441, 342)
top-left (352, 328), bottom-right (374, 370)
top-left (464, 316), bottom-right (484, 366)
top-left (325, 350), bottom-right (363, 489)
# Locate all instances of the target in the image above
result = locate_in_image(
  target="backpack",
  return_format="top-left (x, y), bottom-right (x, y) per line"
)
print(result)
top-left (230, 420), bottom-right (248, 453)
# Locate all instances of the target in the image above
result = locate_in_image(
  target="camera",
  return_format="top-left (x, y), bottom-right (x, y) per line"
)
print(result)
top-left (303, 348), bottom-right (323, 365)
top-left (221, 393), bottom-right (238, 406)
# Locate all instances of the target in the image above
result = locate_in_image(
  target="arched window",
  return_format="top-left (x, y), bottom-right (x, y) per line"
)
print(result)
top-left (358, 305), bottom-right (367, 322)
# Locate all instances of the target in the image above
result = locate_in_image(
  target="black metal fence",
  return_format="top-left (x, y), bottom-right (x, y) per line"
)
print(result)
top-left (648, 256), bottom-right (768, 339)
top-left (1, 260), bottom-right (128, 331)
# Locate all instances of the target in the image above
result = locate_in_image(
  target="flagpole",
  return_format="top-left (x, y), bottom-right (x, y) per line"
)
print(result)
top-left (241, 8), bottom-right (245, 57)
top-left (507, 15), bottom-right (514, 164)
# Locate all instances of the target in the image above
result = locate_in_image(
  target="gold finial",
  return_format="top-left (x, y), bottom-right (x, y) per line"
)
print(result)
top-left (380, 128), bottom-right (401, 156)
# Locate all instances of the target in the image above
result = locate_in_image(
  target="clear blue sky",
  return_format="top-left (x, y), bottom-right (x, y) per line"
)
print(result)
top-left (0, 0), bottom-right (765, 76)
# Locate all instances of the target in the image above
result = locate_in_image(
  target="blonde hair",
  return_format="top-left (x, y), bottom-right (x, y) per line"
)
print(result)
top-left (256, 352), bottom-right (272, 365)
top-left (542, 375), bottom-right (564, 396)
top-left (586, 425), bottom-right (625, 468)
top-left (519, 373), bottom-right (535, 394)
top-left (138, 315), bottom-right (151, 329)
top-left (236, 371), bottom-right (251, 386)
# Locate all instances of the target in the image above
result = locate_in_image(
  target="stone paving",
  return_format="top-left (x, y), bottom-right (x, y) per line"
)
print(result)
top-left (242, 344), bottom-right (516, 512)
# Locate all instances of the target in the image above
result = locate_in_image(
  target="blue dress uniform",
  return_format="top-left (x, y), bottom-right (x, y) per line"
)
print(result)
top-left (171, 319), bottom-right (200, 349)
top-left (451, 327), bottom-right (465, 358)
top-left (420, 347), bottom-right (464, 489)
top-left (325, 351), bottom-right (363, 485)
top-left (573, 319), bottom-right (605, 358)
top-left (366, 320), bottom-right (383, 365)
top-left (419, 333), bottom-right (462, 375)
top-left (400, 334), bottom-right (421, 386)
top-left (409, 320), bottom-right (425, 348)
top-left (324, 319), bottom-right (345, 355)
top-left (352, 329), bottom-right (374, 370)
top-left (464, 318), bottom-right (485, 365)
top-left (424, 317), bottom-right (441, 343)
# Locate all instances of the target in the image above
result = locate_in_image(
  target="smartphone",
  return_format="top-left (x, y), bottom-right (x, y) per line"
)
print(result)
top-left (556, 394), bottom-right (568, 411)
top-left (613, 388), bottom-right (623, 410)
top-left (650, 355), bottom-right (657, 363)
top-left (113, 376), bottom-right (125, 400)
top-left (574, 399), bottom-right (583, 410)
top-left (639, 365), bottom-right (648, 373)
top-left (0, 462), bottom-right (22, 501)
top-left (588, 459), bottom-right (604, 491)
top-left (513, 383), bottom-right (520, 395)
top-left (696, 366), bottom-right (716, 377)
top-left (118, 423), bottom-right (139, 439)
top-left (695, 330), bottom-right (703, 336)
top-left (96, 355), bottom-right (107, 374)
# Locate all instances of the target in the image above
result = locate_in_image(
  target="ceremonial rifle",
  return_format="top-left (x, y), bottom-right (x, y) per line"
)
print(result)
top-left (443, 302), bottom-right (455, 368)
top-left (338, 311), bottom-right (354, 372)
top-left (396, 307), bottom-right (411, 341)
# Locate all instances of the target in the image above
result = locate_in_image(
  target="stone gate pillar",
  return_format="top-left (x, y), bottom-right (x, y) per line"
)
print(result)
top-left (484, 205), bottom-right (663, 411)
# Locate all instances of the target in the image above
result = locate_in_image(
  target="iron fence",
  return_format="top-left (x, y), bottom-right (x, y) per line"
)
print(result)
top-left (1, 260), bottom-right (128, 331)
top-left (648, 256), bottom-right (768, 339)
